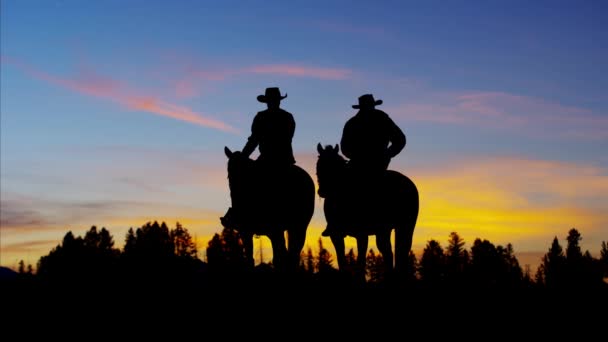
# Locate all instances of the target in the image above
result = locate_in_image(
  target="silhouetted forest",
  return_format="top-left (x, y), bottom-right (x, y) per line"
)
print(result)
top-left (3, 222), bottom-right (607, 333)
top-left (4, 222), bottom-right (607, 293)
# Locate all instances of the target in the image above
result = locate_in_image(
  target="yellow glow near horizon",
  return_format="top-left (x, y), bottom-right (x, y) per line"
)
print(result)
top-left (2, 156), bottom-right (607, 271)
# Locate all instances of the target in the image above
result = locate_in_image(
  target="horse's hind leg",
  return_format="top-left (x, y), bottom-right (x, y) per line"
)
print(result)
top-left (269, 231), bottom-right (288, 271)
top-left (356, 235), bottom-right (368, 282)
top-left (394, 225), bottom-right (414, 274)
top-left (286, 225), bottom-right (307, 271)
top-left (377, 230), bottom-right (394, 276)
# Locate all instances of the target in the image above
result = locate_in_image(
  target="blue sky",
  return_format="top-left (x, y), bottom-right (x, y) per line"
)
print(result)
top-left (2, 0), bottom-right (607, 271)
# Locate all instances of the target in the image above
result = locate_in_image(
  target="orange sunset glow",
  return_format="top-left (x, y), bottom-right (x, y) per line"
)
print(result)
top-left (2, 2), bottom-right (607, 305)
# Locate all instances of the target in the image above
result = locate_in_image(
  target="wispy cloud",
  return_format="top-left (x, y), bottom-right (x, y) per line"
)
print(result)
top-left (0, 192), bottom-right (228, 266)
top-left (184, 62), bottom-right (352, 82)
top-left (2, 239), bottom-right (59, 254)
top-left (1, 56), bottom-right (238, 133)
top-left (389, 91), bottom-right (608, 140)
top-left (0, 200), bottom-right (51, 229)
top-left (166, 62), bottom-right (353, 98)
top-left (247, 64), bottom-right (352, 80)
top-left (0, 196), bottom-right (157, 234)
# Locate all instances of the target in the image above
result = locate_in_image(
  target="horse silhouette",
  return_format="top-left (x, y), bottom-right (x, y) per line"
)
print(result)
top-left (316, 143), bottom-right (419, 279)
top-left (222, 147), bottom-right (315, 271)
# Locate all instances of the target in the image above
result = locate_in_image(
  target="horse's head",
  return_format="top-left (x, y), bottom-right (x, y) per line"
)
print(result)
top-left (316, 143), bottom-right (347, 198)
top-left (224, 146), bottom-right (254, 186)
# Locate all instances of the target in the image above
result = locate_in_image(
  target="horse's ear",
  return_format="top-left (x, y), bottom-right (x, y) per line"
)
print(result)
top-left (224, 146), bottom-right (233, 158)
top-left (334, 144), bottom-right (339, 153)
top-left (317, 143), bottom-right (323, 154)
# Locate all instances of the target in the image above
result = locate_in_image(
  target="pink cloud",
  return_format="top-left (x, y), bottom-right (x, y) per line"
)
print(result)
top-left (125, 96), bottom-right (235, 132)
top-left (174, 78), bottom-right (198, 98)
top-left (247, 64), bottom-right (352, 80)
top-left (389, 91), bottom-right (607, 139)
top-left (1, 56), bottom-right (238, 133)
top-left (165, 62), bottom-right (352, 98)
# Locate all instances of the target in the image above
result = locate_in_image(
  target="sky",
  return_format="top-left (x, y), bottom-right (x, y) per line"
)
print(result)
top-left (1, 0), bottom-right (607, 273)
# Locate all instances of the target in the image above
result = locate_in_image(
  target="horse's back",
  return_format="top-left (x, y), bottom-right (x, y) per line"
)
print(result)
top-left (328, 169), bottom-right (418, 235)
top-left (284, 164), bottom-right (316, 219)
top-left (385, 170), bottom-right (419, 224)
top-left (248, 163), bottom-right (315, 227)
top-left (385, 170), bottom-right (418, 204)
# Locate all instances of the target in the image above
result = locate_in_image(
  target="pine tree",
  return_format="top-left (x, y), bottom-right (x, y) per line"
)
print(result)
top-left (171, 222), bottom-right (198, 259)
top-left (305, 247), bottom-right (315, 273)
top-left (540, 236), bottom-right (566, 288)
top-left (18, 260), bottom-right (26, 274)
top-left (316, 238), bottom-right (334, 273)
top-left (366, 249), bottom-right (384, 283)
top-left (403, 250), bottom-right (418, 282)
top-left (445, 232), bottom-right (468, 285)
top-left (124, 228), bottom-right (136, 255)
top-left (565, 228), bottom-right (584, 287)
top-left (420, 239), bottom-right (445, 284)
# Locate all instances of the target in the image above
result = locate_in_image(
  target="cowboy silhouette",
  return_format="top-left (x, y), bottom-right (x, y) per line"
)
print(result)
top-left (241, 87), bottom-right (296, 168)
top-left (222, 87), bottom-right (296, 226)
top-left (321, 94), bottom-right (406, 236)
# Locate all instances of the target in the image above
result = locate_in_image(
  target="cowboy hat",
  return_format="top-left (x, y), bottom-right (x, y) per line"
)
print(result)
top-left (352, 94), bottom-right (383, 109)
top-left (257, 87), bottom-right (288, 103)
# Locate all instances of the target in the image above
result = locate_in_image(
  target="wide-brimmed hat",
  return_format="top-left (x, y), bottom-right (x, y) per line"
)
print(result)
top-left (352, 94), bottom-right (383, 109)
top-left (257, 87), bottom-right (288, 103)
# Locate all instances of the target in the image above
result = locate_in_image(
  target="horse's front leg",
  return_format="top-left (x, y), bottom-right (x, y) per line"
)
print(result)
top-left (241, 232), bottom-right (255, 269)
top-left (287, 225), bottom-right (307, 272)
top-left (330, 234), bottom-right (346, 271)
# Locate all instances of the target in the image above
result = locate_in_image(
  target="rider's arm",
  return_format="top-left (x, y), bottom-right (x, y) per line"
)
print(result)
top-left (287, 112), bottom-right (296, 139)
top-left (242, 136), bottom-right (258, 158)
top-left (242, 114), bottom-right (260, 157)
top-left (387, 117), bottom-right (406, 158)
top-left (340, 121), bottom-right (354, 160)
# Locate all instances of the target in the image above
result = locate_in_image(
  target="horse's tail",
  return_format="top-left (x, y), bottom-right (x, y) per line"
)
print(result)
top-left (393, 173), bottom-right (419, 273)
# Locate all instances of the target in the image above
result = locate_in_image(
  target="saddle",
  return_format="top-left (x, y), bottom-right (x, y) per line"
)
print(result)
top-left (330, 169), bottom-right (392, 235)
top-left (223, 162), bottom-right (297, 233)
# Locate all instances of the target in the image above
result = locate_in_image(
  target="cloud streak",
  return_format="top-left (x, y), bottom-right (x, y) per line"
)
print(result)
top-left (389, 91), bottom-right (608, 140)
top-left (247, 64), bottom-right (351, 80)
top-left (185, 63), bottom-right (352, 82)
top-left (0, 192), bottom-right (229, 268)
top-left (1, 56), bottom-right (238, 133)
top-left (166, 62), bottom-right (353, 98)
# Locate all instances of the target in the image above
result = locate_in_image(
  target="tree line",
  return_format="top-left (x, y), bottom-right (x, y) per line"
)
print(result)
top-left (9, 222), bottom-right (608, 291)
